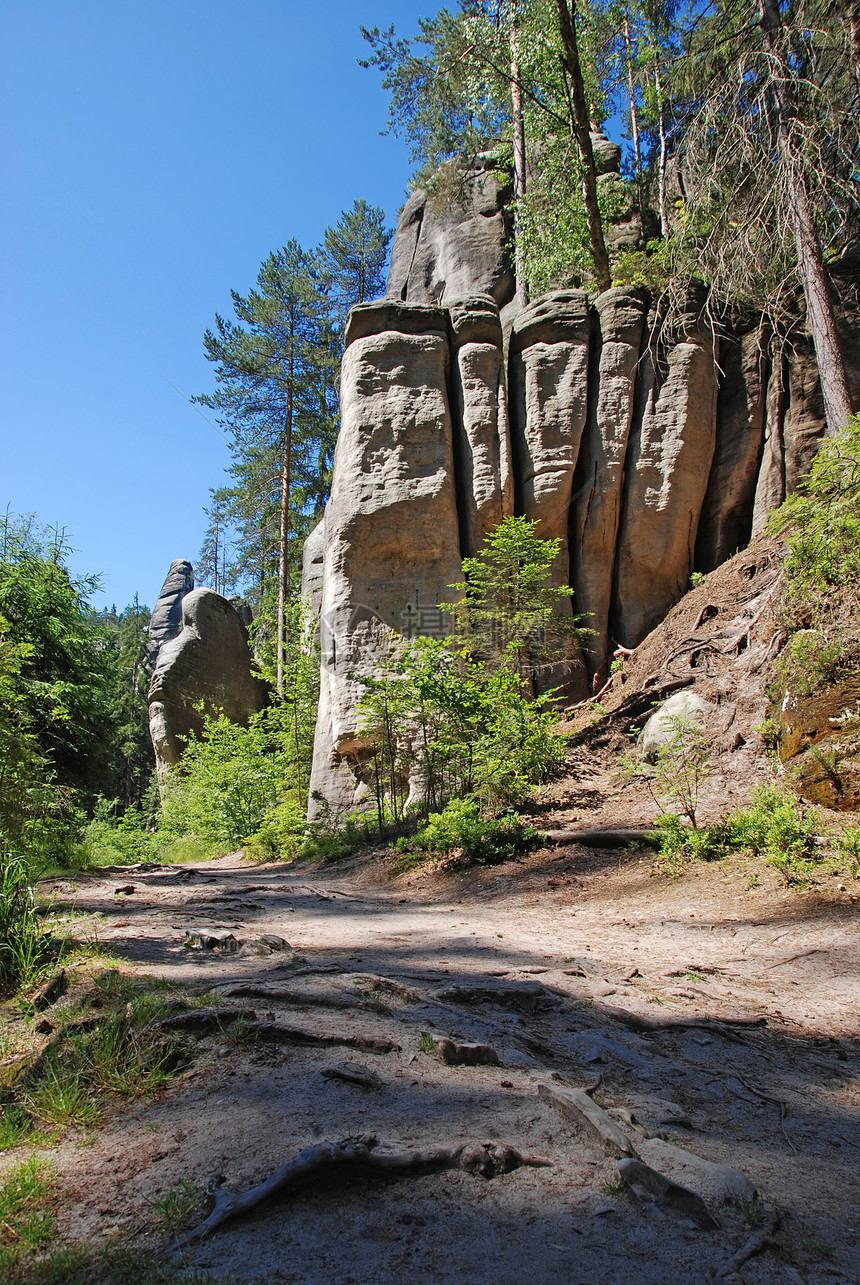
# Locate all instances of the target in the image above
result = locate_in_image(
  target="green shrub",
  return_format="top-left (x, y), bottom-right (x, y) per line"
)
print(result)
top-left (647, 785), bottom-right (820, 884)
top-left (0, 844), bottom-right (54, 992)
top-left (726, 784), bottom-right (817, 883)
top-left (767, 415), bottom-right (860, 701)
top-left (397, 797), bottom-right (541, 869)
top-left (244, 797), bottom-right (307, 862)
top-left (650, 813), bottom-right (733, 866)
top-left (620, 707), bottom-right (713, 829)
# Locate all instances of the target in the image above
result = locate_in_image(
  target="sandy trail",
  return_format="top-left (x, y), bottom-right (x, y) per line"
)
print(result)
top-left (17, 842), bottom-right (858, 1284)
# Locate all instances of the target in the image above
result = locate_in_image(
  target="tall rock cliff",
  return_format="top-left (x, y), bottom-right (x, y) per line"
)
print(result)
top-left (302, 179), bottom-right (859, 818)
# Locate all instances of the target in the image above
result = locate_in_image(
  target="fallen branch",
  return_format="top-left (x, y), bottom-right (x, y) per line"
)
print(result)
top-left (718, 1209), bottom-right (779, 1279)
top-left (542, 828), bottom-right (657, 848)
top-left (565, 672), bottom-right (615, 713)
top-left (171, 1135), bottom-right (550, 1250)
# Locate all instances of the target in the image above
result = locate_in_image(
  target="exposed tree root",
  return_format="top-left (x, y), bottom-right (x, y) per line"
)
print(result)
top-left (248, 1020), bottom-right (398, 1054)
top-left (219, 983), bottom-right (392, 1014)
top-left (171, 1135), bottom-right (551, 1251)
top-left (718, 1209), bottom-right (780, 1280)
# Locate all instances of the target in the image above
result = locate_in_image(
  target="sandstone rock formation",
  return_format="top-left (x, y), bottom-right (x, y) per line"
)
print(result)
top-left (147, 559), bottom-right (194, 668)
top-left (305, 274), bottom-right (859, 816)
top-left (386, 156), bottom-right (514, 312)
top-left (301, 514), bottom-right (326, 618)
top-left (308, 301), bottom-right (463, 818)
top-left (448, 295), bottom-right (513, 555)
top-left (613, 293), bottom-right (719, 648)
top-left (148, 587), bottom-right (268, 789)
top-left (696, 320), bottom-right (768, 572)
top-left (510, 290), bottom-right (590, 590)
top-left (570, 287), bottom-right (647, 678)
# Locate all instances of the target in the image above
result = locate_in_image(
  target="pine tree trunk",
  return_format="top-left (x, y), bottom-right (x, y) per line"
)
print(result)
top-left (276, 334), bottom-right (295, 695)
top-left (653, 48), bottom-right (669, 239)
top-left (623, 13), bottom-right (643, 225)
top-left (555, 0), bottom-right (612, 292)
top-left (760, 0), bottom-right (853, 435)
top-left (510, 24), bottom-right (528, 309)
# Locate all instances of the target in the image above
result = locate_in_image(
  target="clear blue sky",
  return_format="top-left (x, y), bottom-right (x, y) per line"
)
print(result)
top-left (1, 1), bottom-right (427, 612)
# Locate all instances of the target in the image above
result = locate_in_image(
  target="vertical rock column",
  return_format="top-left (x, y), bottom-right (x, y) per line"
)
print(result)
top-left (570, 287), bottom-right (647, 680)
top-left (147, 559), bottom-right (193, 669)
top-left (509, 290), bottom-right (591, 699)
top-left (307, 301), bottom-right (463, 820)
top-left (447, 295), bottom-right (513, 556)
top-left (613, 293), bottom-right (719, 648)
top-left (696, 321), bottom-right (768, 571)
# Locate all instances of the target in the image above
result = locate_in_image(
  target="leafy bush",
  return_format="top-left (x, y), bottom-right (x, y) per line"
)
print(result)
top-left (648, 784), bottom-right (819, 884)
top-left (397, 797), bottom-right (541, 869)
top-left (357, 636), bottom-right (569, 827)
top-left (726, 784), bottom-right (817, 883)
top-left (243, 797), bottom-right (307, 862)
top-left (767, 415), bottom-right (860, 699)
top-left (76, 801), bottom-right (160, 867)
top-left (159, 709), bottom-right (293, 851)
top-left (649, 813), bottom-right (733, 866)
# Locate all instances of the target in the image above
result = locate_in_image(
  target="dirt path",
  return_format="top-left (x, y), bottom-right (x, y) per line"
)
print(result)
top-left (15, 842), bottom-right (859, 1284)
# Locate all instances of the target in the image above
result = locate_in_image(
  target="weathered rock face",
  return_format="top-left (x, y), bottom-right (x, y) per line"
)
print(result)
top-left (300, 514), bottom-right (326, 617)
top-left (448, 295), bottom-right (513, 555)
top-left (696, 320), bottom-right (768, 572)
top-left (308, 301), bottom-right (464, 818)
top-left (306, 249), bottom-right (858, 813)
top-left (509, 290), bottom-right (591, 697)
top-left (570, 287), bottom-right (647, 678)
top-left (386, 157), bottom-right (515, 311)
top-left (147, 560), bottom-right (193, 668)
top-left (148, 588), bottom-right (268, 789)
top-left (613, 295), bottom-right (719, 648)
top-left (510, 291), bottom-right (590, 588)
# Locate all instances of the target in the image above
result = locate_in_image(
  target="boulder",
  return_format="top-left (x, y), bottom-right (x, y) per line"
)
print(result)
top-left (590, 129), bottom-right (622, 175)
top-left (385, 156), bottom-right (515, 310)
top-left (307, 302), bottom-right (463, 819)
top-left (613, 294), bottom-right (719, 648)
top-left (147, 559), bottom-right (193, 668)
top-left (148, 588), bottom-right (268, 789)
top-left (641, 691), bottom-right (715, 763)
top-left (447, 295), bottom-right (513, 555)
top-left (570, 287), bottom-right (648, 678)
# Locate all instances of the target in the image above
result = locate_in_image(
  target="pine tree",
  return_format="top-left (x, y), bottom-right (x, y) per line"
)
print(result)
top-left (196, 243), bottom-right (338, 690)
top-left (318, 200), bottom-right (392, 326)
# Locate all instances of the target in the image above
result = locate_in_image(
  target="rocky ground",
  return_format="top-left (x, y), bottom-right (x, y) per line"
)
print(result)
top-left (3, 833), bottom-right (857, 1285)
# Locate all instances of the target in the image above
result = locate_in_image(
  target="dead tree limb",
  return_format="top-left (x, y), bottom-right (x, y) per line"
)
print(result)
top-left (171, 1135), bottom-right (550, 1251)
top-left (542, 828), bottom-right (658, 848)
